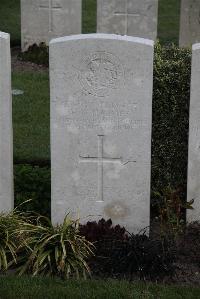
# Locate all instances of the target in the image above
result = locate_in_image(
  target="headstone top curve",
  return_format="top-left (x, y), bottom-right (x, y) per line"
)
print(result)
top-left (50, 33), bottom-right (154, 47)
top-left (0, 31), bottom-right (10, 40)
top-left (192, 43), bottom-right (200, 51)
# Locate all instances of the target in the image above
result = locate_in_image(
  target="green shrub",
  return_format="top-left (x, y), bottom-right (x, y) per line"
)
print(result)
top-left (152, 43), bottom-right (191, 191)
top-left (18, 215), bottom-right (94, 279)
top-left (152, 186), bottom-right (194, 238)
top-left (14, 164), bottom-right (50, 217)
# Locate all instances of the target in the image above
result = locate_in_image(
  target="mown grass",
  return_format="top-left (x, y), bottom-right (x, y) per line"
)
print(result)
top-left (12, 71), bottom-right (50, 163)
top-left (82, 0), bottom-right (97, 33)
top-left (0, 276), bottom-right (199, 299)
top-left (0, 0), bottom-right (21, 46)
top-left (158, 0), bottom-right (181, 44)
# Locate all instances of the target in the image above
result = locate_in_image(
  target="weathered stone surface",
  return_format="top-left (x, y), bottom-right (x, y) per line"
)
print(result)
top-left (21, 0), bottom-right (82, 51)
top-left (97, 0), bottom-right (158, 40)
top-left (0, 32), bottom-right (13, 212)
top-left (179, 0), bottom-right (200, 47)
top-left (50, 34), bottom-right (154, 233)
top-left (187, 43), bottom-right (200, 222)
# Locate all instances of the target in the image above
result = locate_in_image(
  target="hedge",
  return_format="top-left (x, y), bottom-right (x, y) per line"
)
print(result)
top-left (152, 43), bottom-right (191, 191)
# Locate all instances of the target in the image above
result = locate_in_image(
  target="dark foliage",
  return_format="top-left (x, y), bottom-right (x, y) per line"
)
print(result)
top-left (80, 219), bottom-right (128, 277)
top-left (14, 164), bottom-right (51, 217)
top-left (152, 186), bottom-right (194, 241)
top-left (80, 219), bottom-right (175, 280)
top-left (19, 43), bottom-right (49, 67)
top-left (79, 218), bottom-right (128, 242)
top-left (177, 222), bottom-right (200, 267)
top-left (151, 185), bottom-right (188, 225)
top-left (113, 233), bottom-right (175, 280)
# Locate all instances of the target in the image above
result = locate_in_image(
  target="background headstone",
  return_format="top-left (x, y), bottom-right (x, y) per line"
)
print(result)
top-left (187, 43), bottom-right (200, 222)
top-left (50, 34), bottom-right (154, 233)
top-left (97, 0), bottom-right (158, 40)
top-left (0, 32), bottom-right (13, 212)
top-left (179, 0), bottom-right (200, 47)
top-left (21, 0), bottom-right (82, 51)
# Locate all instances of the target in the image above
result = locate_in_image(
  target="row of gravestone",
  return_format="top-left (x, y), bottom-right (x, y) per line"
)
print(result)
top-left (0, 31), bottom-right (199, 233)
top-left (20, 0), bottom-right (200, 51)
top-left (21, 0), bottom-right (158, 50)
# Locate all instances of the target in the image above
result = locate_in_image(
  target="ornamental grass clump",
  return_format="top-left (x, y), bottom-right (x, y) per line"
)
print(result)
top-left (18, 215), bottom-right (94, 279)
top-left (0, 212), bottom-right (22, 271)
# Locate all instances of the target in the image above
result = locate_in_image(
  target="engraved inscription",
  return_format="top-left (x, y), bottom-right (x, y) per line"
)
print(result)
top-left (191, 126), bottom-right (200, 137)
top-left (78, 52), bottom-right (124, 97)
top-left (64, 98), bottom-right (141, 131)
top-left (39, 0), bottom-right (62, 32)
top-left (79, 135), bottom-right (136, 202)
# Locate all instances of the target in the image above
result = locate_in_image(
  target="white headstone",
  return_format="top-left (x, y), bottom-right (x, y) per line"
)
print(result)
top-left (179, 0), bottom-right (200, 47)
top-left (0, 32), bottom-right (13, 212)
top-left (187, 43), bottom-right (200, 222)
top-left (97, 0), bottom-right (158, 40)
top-left (21, 0), bottom-right (82, 51)
top-left (50, 34), bottom-right (154, 233)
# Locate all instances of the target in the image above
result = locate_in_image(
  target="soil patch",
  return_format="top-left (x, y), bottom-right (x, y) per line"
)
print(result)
top-left (11, 47), bottom-right (48, 73)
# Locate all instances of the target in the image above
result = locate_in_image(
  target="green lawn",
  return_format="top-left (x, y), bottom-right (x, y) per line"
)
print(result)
top-left (158, 0), bottom-right (181, 44)
top-left (0, 276), bottom-right (199, 299)
top-left (82, 0), bottom-right (97, 33)
top-left (12, 72), bottom-right (50, 163)
top-left (0, 0), bottom-right (21, 46)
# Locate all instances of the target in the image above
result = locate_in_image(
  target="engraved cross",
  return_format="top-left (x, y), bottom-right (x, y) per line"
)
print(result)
top-left (114, 0), bottom-right (144, 35)
top-left (79, 135), bottom-right (135, 203)
top-left (39, 0), bottom-right (62, 32)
